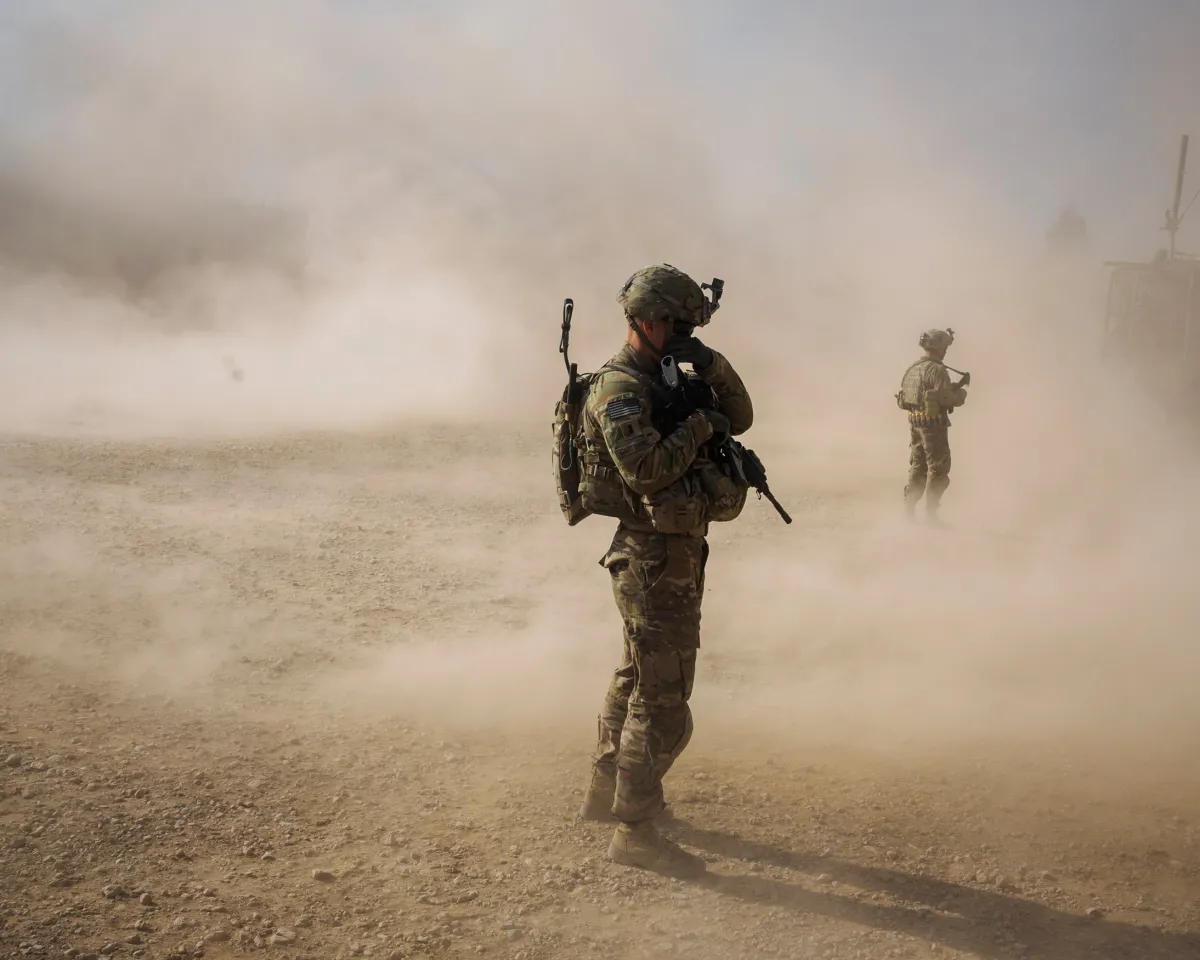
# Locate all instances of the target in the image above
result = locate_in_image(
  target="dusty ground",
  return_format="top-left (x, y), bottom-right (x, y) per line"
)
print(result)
top-left (2, 426), bottom-right (1199, 960)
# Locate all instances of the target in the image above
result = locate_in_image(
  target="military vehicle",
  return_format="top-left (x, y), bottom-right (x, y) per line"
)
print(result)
top-left (1102, 135), bottom-right (1200, 418)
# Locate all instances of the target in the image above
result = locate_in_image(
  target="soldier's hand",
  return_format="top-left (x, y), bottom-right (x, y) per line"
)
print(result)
top-left (665, 333), bottom-right (714, 369)
top-left (699, 408), bottom-right (730, 440)
top-left (957, 372), bottom-right (971, 388)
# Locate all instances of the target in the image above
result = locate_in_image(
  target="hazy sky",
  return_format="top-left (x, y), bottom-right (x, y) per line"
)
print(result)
top-left (0, 0), bottom-right (1196, 261)
top-left (0, 0), bottom-right (1198, 440)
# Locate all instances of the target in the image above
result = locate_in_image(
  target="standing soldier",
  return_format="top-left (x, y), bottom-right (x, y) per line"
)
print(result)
top-left (575, 264), bottom-right (754, 878)
top-left (896, 328), bottom-right (969, 525)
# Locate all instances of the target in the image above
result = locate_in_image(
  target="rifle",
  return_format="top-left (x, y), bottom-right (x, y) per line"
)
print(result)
top-left (937, 357), bottom-right (971, 388)
top-left (659, 352), bottom-right (792, 524)
top-left (559, 297), bottom-right (576, 380)
top-left (736, 443), bottom-right (792, 524)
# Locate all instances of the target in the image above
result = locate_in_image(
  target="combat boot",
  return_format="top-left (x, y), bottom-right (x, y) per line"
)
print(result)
top-left (607, 821), bottom-right (706, 879)
top-left (578, 769), bottom-right (616, 822)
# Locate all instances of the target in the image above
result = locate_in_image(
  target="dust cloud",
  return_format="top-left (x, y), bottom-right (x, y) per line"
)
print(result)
top-left (2, 0), bottom-right (1200, 765)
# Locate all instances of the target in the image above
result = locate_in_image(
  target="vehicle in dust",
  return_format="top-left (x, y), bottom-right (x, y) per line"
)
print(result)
top-left (1102, 134), bottom-right (1200, 422)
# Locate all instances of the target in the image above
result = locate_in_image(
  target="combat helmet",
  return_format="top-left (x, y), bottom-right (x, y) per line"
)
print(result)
top-left (919, 327), bottom-right (955, 352)
top-left (617, 264), bottom-right (711, 328)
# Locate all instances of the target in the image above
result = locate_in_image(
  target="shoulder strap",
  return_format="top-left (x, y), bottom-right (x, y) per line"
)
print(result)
top-left (915, 357), bottom-right (965, 376)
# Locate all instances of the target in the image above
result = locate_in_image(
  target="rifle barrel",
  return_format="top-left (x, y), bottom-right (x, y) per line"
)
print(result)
top-left (763, 490), bottom-right (792, 524)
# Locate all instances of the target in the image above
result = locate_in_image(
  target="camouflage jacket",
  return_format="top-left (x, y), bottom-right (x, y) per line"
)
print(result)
top-left (581, 343), bottom-right (754, 535)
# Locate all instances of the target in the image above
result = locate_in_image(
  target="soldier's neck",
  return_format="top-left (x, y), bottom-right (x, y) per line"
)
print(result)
top-left (621, 341), bottom-right (662, 374)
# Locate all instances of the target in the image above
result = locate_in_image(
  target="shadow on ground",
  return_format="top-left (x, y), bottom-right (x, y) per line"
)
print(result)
top-left (676, 823), bottom-right (1200, 960)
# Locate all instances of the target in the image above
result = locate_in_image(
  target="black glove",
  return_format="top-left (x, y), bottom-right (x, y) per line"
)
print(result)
top-left (665, 332), bottom-right (714, 369)
top-left (699, 408), bottom-right (730, 440)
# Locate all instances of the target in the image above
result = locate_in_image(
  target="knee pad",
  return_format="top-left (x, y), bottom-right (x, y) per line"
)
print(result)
top-left (662, 708), bottom-right (694, 761)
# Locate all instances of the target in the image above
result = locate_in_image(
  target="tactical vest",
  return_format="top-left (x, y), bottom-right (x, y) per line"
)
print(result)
top-left (553, 360), bottom-right (747, 531)
top-left (895, 358), bottom-right (951, 426)
top-left (896, 359), bottom-right (927, 411)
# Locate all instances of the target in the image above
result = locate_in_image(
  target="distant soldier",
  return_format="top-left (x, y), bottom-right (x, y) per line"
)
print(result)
top-left (895, 328), bottom-right (969, 525)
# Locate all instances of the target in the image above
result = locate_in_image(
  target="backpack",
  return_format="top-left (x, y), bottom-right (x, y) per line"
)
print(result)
top-left (553, 364), bottom-right (600, 526)
top-left (557, 298), bottom-right (660, 525)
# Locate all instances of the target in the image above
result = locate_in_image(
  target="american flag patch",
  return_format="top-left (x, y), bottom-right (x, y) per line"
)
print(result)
top-left (606, 397), bottom-right (641, 422)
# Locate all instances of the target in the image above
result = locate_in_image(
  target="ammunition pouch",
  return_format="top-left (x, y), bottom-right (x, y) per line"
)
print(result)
top-left (641, 472), bottom-right (709, 534)
top-left (908, 411), bottom-right (950, 428)
top-left (696, 455), bottom-right (748, 523)
top-left (639, 455), bottom-right (749, 533)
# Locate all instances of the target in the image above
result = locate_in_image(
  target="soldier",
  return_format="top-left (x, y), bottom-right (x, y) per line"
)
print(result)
top-left (897, 328), bottom-right (969, 525)
top-left (575, 264), bottom-right (754, 878)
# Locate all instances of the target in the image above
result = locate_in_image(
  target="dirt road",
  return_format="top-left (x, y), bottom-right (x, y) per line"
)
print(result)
top-left (2, 428), bottom-right (1198, 960)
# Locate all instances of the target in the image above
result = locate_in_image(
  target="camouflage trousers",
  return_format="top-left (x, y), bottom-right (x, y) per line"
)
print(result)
top-left (904, 423), bottom-right (952, 509)
top-left (591, 526), bottom-right (708, 824)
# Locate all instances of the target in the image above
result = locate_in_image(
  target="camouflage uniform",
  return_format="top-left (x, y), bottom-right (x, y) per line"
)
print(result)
top-left (897, 329), bottom-right (968, 519)
top-left (583, 342), bottom-right (753, 825)
top-left (570, 265), bottom-right (754, 878)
